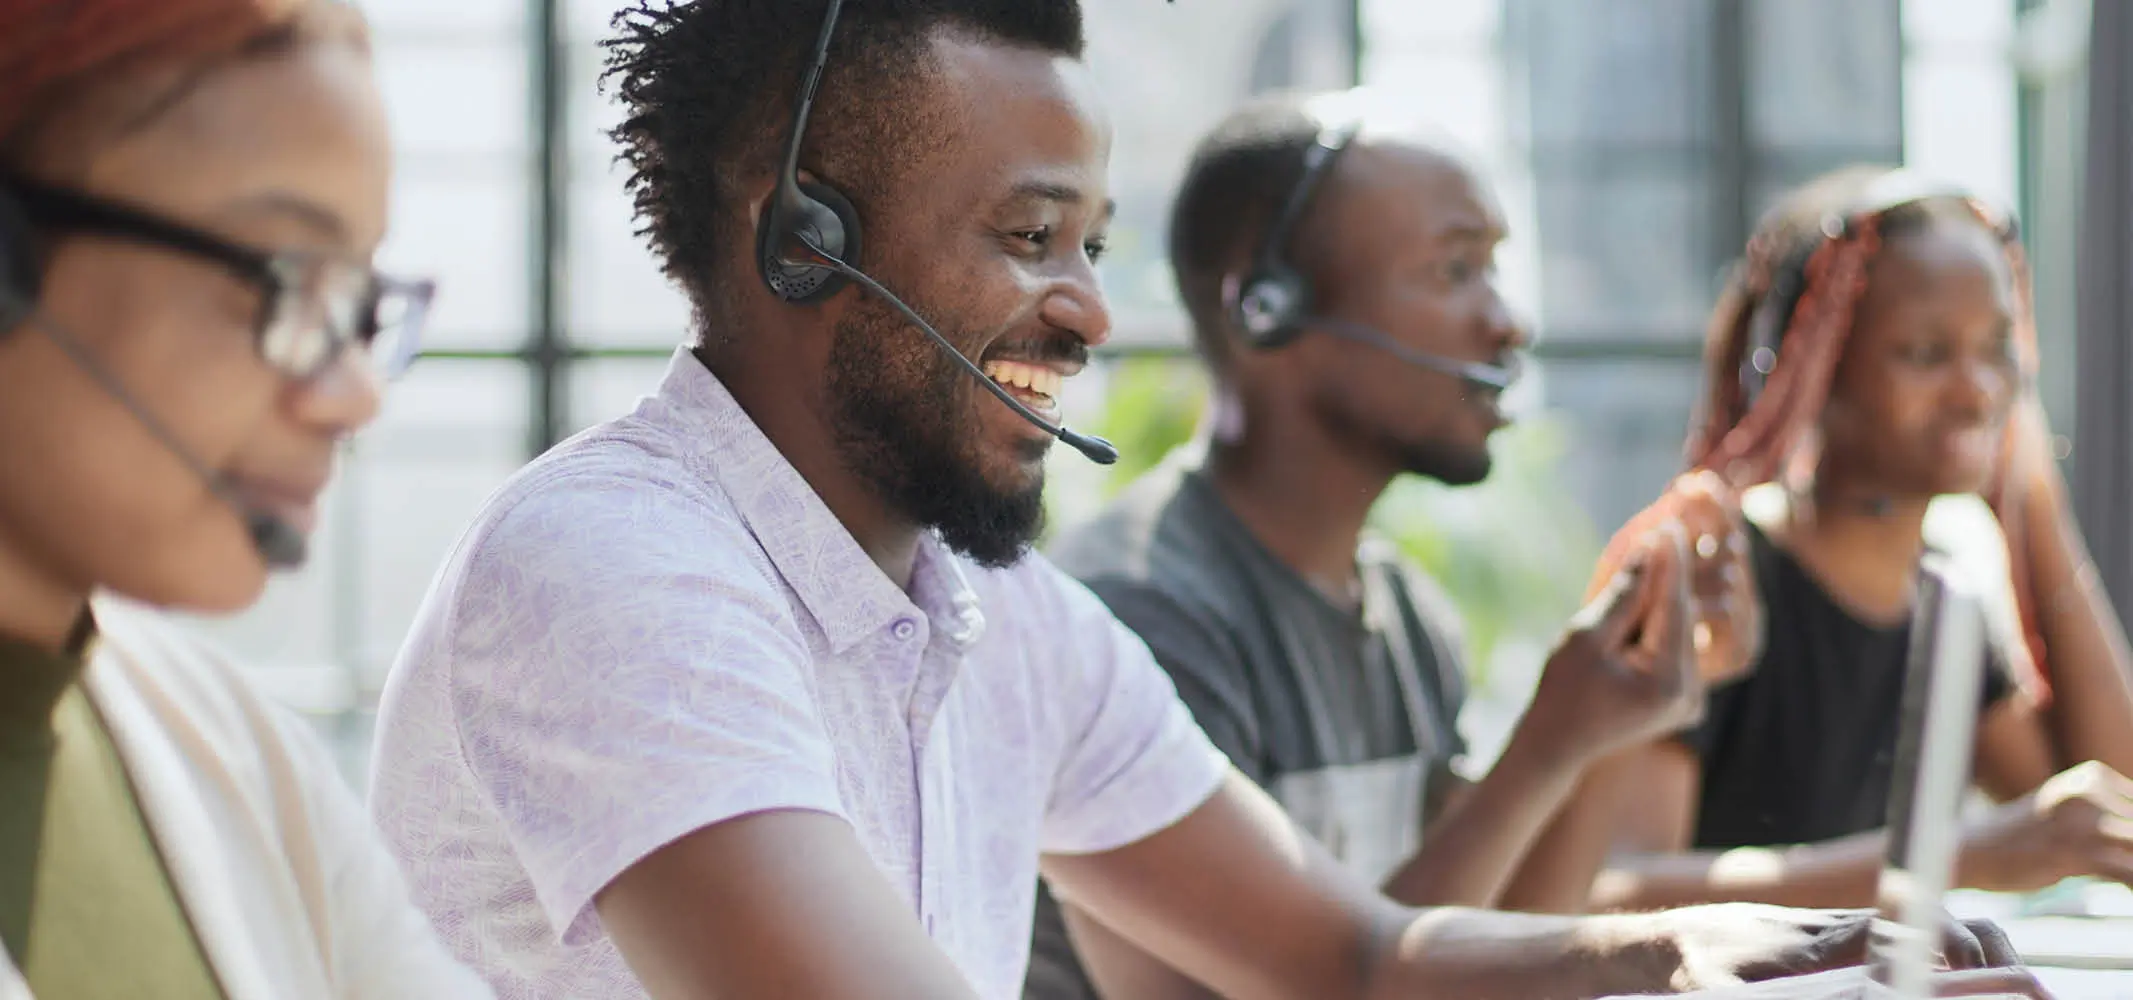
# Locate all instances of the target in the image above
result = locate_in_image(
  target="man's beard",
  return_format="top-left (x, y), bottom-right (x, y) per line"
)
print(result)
top-left (1397, 435), bottom-right (1493, 487)
top-left (1320, 387), bottom-right (1495, 487)
top-left (824, 300), bottom-right (1047, 569)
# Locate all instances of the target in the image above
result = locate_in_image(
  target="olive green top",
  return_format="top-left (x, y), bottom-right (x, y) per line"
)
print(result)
top-left (0, 617), bottom-right (224, 999)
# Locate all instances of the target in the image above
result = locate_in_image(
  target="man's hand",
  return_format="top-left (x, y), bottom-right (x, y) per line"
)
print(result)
top-left (1959, 759), bottom-right (2133, 891)
top-left (1602, 966), bottom-right (2055, 999)
top-left (1650, 903), bottom-right (2022, 989)
top-left (1516, 517), bottom-right (1708, 765)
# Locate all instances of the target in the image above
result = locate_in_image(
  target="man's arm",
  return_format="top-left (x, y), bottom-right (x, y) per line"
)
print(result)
top-left (1045, 771), bottom-right (1674, 1000)
top-left (1046, 770), bottom-right (2001, 1000)
top-left (599, 811), bottom-right (980, 1000)
top-left (1389, 490), bottom-right (1760, 910)
top-left (1377, 729), bottom-right (1601, 908)
top-left (598, 767), bottom-right (1994, 1000)
top-left (1373, 566), bottom-right (1598, 910)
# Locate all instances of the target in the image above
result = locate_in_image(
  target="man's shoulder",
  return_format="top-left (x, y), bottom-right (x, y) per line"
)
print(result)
top-left (1359, 536), bottom-right (1466, 639)
top-left (457, 420), bottom-right (761, 582)
top-left (1047, 460), bottom-right (1251, 621)
top-left (397, 417), bottom-right (794, 684)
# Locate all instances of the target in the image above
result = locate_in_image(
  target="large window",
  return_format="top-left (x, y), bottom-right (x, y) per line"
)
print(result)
top-left (164, 0), bottom-right (2043, 776)
top-left (1501, 0), bottom-right (1906, 535)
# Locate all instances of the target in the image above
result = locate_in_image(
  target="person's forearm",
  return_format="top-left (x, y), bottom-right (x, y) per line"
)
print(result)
top-left (1362, 906), bottom-right (1672, 1000)
top-left (1381, 734), bottom-right (1590, 908)
top-left (2023, 486), bottom-right (2133, 775)
top-left (1498, 752), bottom-right (1645, 914)
top-left (1588, 833), bottom-right (1887, 912)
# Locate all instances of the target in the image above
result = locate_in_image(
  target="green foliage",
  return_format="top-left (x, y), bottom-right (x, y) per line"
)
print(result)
top-left (1087, 355), bottom-right (1211, 494)
top-left (1366, 419), bottom-right (1598, 683)
top-left (1078, 355), bottom-right (1599, 683)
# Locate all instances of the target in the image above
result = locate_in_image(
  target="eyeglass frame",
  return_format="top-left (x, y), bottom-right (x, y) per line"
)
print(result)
top-left (2, 174), bottom-right (434, 382)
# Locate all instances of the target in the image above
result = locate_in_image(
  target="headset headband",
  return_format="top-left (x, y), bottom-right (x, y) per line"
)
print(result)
top-left (1249, 115), bottom-right (1361, 284)
top-left (1225, 110), bottom-right (1363, 348)
top-left (1741, 171), bottom-right (2020, 401)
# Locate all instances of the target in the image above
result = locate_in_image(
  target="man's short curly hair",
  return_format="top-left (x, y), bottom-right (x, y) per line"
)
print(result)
top-left (601, 0), bottom-right (1085, 327)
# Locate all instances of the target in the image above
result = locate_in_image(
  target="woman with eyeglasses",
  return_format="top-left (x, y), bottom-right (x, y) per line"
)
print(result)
top-left (1506, 165), bottom-right (2133, 918)
top-left (0, 1), bottom-right (487, 997)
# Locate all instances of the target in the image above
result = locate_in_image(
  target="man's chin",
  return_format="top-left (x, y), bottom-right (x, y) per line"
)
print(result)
top-left (1402, 442), bottom-right (1494, 488)
top-left (934, 485), bottom-right (1046, 569)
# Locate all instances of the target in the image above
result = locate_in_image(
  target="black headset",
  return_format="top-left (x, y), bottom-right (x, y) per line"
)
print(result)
top-left (755, 1), bottom-right (863, 305)
top-left (1739, 170), bottom-right (2021, 407)
top-left (0, 184), bottom-right (39, 333)
top-left (1226, 114), bottom-right (1363, 350)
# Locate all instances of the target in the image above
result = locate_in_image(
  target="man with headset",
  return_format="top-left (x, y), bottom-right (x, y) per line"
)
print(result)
top-left (367, 3), bottom-right (2044, 998)
top-left (1020, 88), bottom-right (1785, 1000)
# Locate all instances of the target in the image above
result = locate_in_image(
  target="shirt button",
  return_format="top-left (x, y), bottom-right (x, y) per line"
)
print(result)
top-left (892, 619), bottom-right (918, 641)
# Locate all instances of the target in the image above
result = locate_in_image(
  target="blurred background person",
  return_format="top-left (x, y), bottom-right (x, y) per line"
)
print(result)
top-left (1025, 90), bottom-right (1754, 1000)
top-left (1519, 165), bottom-right (2133, 917)
top-left (0, 1), bottom-right (487, 996)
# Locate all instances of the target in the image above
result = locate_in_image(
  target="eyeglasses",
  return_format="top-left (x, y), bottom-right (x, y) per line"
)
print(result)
top-left (5, 177), bottom-right (434, 382)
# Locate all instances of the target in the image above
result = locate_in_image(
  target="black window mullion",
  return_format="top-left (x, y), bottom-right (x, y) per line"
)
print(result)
top-left (528, 0), bottom-right (569, 458)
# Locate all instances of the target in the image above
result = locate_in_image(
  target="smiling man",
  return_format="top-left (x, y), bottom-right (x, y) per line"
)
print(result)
top-left (363, 3), bottom-right (2043, 1000)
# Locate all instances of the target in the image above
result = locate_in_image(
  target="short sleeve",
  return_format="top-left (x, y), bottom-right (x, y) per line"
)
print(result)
top-left (1036, 564), bottom-right (1230, 856)
top-left (1083, 578), bottom-right (1267, 784)
top-left (445, 482), bottom-right (846, 946)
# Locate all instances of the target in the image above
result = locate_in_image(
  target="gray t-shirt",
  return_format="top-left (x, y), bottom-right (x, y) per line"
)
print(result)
top-left (1023, 453), bottom-right (1471, 1000)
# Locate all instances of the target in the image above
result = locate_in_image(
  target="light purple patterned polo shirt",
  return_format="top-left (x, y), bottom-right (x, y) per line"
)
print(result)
top-left (367, 347), bottom-right (1230, 1000)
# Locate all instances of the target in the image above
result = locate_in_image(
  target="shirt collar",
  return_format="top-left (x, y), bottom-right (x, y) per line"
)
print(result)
top-left (649, 348), bottom-right (984, 654)
top-left (910, 540), bottom-right (987, 650)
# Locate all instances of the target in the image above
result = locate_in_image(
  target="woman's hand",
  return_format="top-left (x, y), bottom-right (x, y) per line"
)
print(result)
top-left (1669, 470), bottom-right (1765, 686)
top-left (2001, 395), bottom-right (2068, 519)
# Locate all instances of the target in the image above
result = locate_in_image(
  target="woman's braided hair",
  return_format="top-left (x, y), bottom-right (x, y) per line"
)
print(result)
top-left (1590, 165), bottom-right (2049, 701)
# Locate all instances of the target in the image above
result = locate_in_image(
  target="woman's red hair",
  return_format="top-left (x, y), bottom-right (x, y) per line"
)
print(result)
top-left (0, 0), bottom-right (363, 152)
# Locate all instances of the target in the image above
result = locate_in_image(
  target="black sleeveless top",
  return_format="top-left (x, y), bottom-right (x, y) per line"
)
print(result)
top-left (1676, 523), bottom-right (2014, 849)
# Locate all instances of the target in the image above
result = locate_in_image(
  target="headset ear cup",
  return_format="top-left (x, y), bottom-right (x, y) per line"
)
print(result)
top-left (755, 180), bottom-right (865, 306)
top-left (1232, 266), bottom-right (1307, 350)
top-left (0, 189), bottom-right (37, 332)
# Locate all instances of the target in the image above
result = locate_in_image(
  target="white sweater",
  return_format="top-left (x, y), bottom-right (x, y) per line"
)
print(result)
top-left (0, 597), bottom-right (492, 1000)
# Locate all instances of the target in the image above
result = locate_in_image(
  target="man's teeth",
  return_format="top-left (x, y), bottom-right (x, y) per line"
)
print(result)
top-left (981, 360), bottom-right (1062, 399)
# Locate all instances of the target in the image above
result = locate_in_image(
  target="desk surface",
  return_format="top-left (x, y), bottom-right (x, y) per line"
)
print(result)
top-left (2033, 965), bottom-right (2133, 999)
top-left (1947, 884), bottom-right (2133, 996)
top-left (1998, 917), bottom-right (2133, 971)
